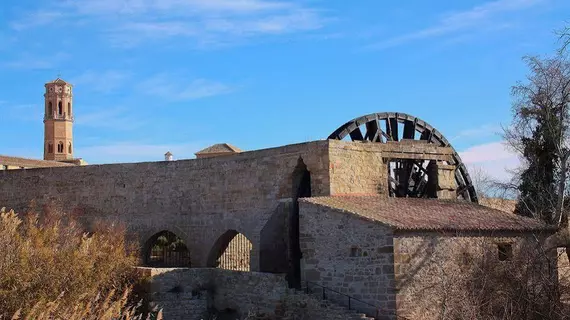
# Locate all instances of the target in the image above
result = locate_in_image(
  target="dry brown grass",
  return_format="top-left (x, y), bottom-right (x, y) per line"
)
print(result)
top-left (0, 207), bottom-right (144, 319)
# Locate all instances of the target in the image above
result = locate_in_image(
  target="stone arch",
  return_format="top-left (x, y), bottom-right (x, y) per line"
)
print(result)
top-left (143, 230), bottom-right (191, 267)
top-left (67, 102), bottom-right (71, 116)
top-left (289, 157), bottom-right (311, 287)
top-left (58, 101), bottom-right (62, 115)
top-left (207, 229), bottom-right (253, 271)
top-left (47, 102), bottom-right (52, 117)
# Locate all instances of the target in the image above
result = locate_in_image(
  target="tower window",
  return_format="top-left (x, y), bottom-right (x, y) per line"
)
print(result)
top-left (48, 102), bottom-right (53, 117)
top-left (67, 102), bottom-right (71, 116)
top-left (57, 142), bottom-right (63, 153)
top-left (68, 142), bottom-right (72, 154)
top-left (48, 143), bottom-right (53, 153)
top-left (58, 101), bottom-right (62, 115)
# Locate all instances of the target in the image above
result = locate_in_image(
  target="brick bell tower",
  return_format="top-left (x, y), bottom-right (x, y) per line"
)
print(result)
top-left (44, 78), bottom-right (74, 161)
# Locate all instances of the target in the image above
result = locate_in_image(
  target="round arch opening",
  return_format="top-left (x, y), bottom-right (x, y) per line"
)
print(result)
top-left (207, 230), bottom-right (252, 271)
top-left (144, 230), bottom-right (191, 268)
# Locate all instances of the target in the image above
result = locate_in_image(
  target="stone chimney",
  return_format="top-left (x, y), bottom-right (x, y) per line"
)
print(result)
top-left (165, 151), bottom-right (173, 161)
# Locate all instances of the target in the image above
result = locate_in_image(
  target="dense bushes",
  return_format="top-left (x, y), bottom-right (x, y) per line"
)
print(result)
top-left (0, 207), bottom-right (142, 318)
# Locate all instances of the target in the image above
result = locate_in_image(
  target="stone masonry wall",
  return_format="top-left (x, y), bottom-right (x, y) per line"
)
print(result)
top-left (328, 140), bottom-right (388, 196)
top-left (298, 201), bottom-right (397, 319)
top-left (0, 140), bottom-right (399, 272)
top-left (0, 141), bottom-right (331, 271)
top-left (138, 267), bottom-right (376, 320)
top-left (394, 232), bottom-right (557, 320)
top-left (137, 267), bottom-right (289, 319)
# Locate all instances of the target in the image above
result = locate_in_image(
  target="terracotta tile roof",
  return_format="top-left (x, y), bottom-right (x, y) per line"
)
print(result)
top-left (195, 143), bottom-right (241, 155)
top-left (300, 196), bottom-right (554, 232)
top-left (0, 155), bottom-right (76, 168)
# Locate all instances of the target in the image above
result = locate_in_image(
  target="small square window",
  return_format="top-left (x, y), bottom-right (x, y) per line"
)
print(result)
top-left (350, 247), bottom-right (362, 257)
top-left (497, 243), bottom-right (513, 261)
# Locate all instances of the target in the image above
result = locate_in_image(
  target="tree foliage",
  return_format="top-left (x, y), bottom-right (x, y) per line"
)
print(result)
top-left (505, 53), bottom-right (570, 225)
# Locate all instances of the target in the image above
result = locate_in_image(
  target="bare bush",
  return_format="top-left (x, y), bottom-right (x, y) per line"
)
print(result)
top-left (0, 207), bottom-right (141, 318)
top-left (401, 234), bottom-right (567, 320)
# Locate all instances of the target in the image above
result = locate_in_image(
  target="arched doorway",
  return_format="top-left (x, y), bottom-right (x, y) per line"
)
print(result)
top-left (290, 157), bottom-right (311, 288)
top-left (207, 230), bottom-right (252, 271)
top-left (144, 230), bottom-right (191, 267)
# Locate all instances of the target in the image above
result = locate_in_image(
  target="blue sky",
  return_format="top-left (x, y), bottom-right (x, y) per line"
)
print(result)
top-left (1, 0), bottom-right (569, 180)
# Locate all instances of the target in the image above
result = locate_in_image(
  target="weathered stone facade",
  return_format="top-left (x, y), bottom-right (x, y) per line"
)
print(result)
top-left (138, 268), bottom-right (289, 319)
top-left (1, 140), bottom-right (332, 270)
top-left (299, 201), bottom-right (397, 318)
top-left (299, 196), bottom-right (557, 320)
top-left (393, 232), bottom-right (556, 319)
top-left (139, 267), bottom-right (377, 320)
top-left (1, 138), bottom-right (562, 319)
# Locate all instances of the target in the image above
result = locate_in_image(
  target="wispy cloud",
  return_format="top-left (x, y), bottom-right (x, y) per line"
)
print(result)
top-left (459, 141), bottom-right (520, 181)
top-left (10, 11), bottom-right (63, 30)
top-left (450, 123), bottom-right (501, 141)
top-left (138, 74), bottom-right (235, 101)
top-left (11, 0), bottom-right (329, 48)
top-left (367, 0), bottom-right (543, 50)
top-left (75, 107), bottom-right (146, 131)
top-left (71, 70), bottom-right (132, 93)
top-left (3, 52), bottom-right (70, 70)
top-left (64, 0), bottom-right (292, 15)
top-left (76, 141), bottom-right (213, 164)
top-left (2, 103), bottom-right (43, 122)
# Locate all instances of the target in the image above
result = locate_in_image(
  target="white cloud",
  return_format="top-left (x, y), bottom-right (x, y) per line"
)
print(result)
top-left (367, 0), bottom-right (543, 50)
top-left (450, 124), bottom-right (501, 142)
top-left (63, 0), bottom-right (292, 16)
top-left (1, 103), bottom-right (43, 122)
top-left (76, 141), bottom-right (213, 164)
top-left (12, 0), bottom-right (329, 48)
top-left (10, 11), bottom-right (63, 30)
top-left (459, 141), bottom-right (521, 181)
top-left (3, 52), bottom-right (70, 70)
top-left (138, 74), bottom-right (235, 101)
top-left (71, 70), bottom-right (132, 93)
top-left (75, 107), bottom-right (146, 131)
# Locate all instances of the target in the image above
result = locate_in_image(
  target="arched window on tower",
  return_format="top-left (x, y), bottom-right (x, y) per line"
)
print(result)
top-left (68, 142), bottom-right (72, 154)
top-left (57, 142), bottom-right (63, 153)
top-left (67, 102), bottom-right (71, 116)
top-left (47, 102), bottom-right (53, 118)
top-left (58, 101), bottom-right (62, 115)
top-left (48, 143), bottom-right (53, 153)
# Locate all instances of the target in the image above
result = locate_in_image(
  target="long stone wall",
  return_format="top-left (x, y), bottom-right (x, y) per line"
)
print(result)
top-left (0, 141), bottom-right (331, 271)
top-left (0, 140), bottom-right (406, 272)
top-left (138, 267), bottom-right (289, 319)
top-left (139, 267), bottom-right (378, 320)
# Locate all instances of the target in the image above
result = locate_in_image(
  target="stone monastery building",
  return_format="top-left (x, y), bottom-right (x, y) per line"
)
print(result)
top-left (0, 79), bottom-right (563, 319)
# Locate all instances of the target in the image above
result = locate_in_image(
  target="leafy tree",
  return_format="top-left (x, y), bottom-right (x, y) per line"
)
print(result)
top-left (505, 53), bottom-right (570, 226)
